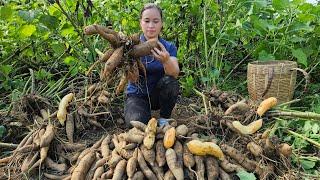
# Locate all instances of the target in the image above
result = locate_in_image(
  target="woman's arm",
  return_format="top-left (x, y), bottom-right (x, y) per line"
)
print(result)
top-left (151, 41), bottom-right (180, 78)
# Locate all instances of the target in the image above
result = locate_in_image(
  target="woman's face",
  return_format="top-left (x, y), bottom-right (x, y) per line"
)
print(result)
top-left (140, 8), bottom-right (162, 40)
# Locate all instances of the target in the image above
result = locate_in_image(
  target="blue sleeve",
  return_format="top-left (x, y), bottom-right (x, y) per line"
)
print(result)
top-left (168, 43), bottom-right (177, 57)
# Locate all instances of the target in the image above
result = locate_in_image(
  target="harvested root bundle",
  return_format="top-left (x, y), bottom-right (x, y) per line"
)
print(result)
top-left (83, 24), bottom-right (161, 94)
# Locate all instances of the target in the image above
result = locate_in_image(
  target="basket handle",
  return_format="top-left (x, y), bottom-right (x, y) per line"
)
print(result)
top-left (291, 68), bottom-right (309, 91)
top-left (261, 67), bottom-right (275, 97)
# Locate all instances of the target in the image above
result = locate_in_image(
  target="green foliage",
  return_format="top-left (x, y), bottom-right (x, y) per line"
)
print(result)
top-left (237, 170), bottom-right (256, 180)
top-left (275, 113), bottom-right (320, 174)
top-left (180, 75), bottom-right (194, 97)
top-left (1, 0), bottom-right (320, 96)
top-left (300, 159), bottom-right (316, 170)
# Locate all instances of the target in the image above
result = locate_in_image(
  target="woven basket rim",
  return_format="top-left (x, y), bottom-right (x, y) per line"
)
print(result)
top-left (249, 60), bottom-right (296, 66)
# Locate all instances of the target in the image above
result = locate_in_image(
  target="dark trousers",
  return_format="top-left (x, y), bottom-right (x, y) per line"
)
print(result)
top-left (124, 75), bottom-right (179, 125)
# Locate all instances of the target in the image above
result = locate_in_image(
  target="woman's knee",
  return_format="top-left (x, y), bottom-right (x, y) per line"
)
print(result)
top-left (124, 96), bottom-right (150, 124)
top-left (157, 75), bottom-right (179, 96)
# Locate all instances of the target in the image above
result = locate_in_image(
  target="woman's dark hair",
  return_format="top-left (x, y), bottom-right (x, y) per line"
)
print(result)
top-left (140, 3), bottom-right (163, 20)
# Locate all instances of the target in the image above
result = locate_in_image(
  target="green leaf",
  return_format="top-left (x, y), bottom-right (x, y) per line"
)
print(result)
top-left (121, 18), bottom-right (128, 27)
top-left (292, 48), bottom-right (307, 67)
top-left (272, 0), bottom-right (290, 10)
top-left (300, 160), bottom-right (315, 170)
top-left (181, 75), bottom-right (194, 97)
top-left (10, 89), bottom-right (22, 102)
top-left (64, 56), bottom-right (76, 65)
top-left (293, 136), bottom-right (309, 149)
top-left (235, 19), bottom-right (242, 28)
top-left (35, 69), bottom-right (52, 80)
top-left (48, 4), bottom-right (61, 16)
top-left (39, 15), bottom-right (59, 30)
top-left (303, 121), bottom-right (312, 132)
top-left (258, 50), bottom-right (275, 61)
top-left (255, 0), bottom-right (268, 8)
top-left (51, 43), bottom-right (65, 56)
top-left (298, 14), bottom-right (316, 23)
top-left (237, 170), bottom-right (256, 180)
top-left (0, 5), bottom-right (13, 20)
top-left (312, 123), bottom-right (319, 134)
top-left (309, 134), bottom-right (320, 139)
top-left (288, 22), bottom-right (314, 33)
top-left (61, 23), bottom-right (75, 36)
top-left (289, 36), bottom-right (306, 43)
top-left (0, 126), bottom-right (6, 139)
top-left (70, 67), bottom-right (79, 77)
top-left (0, 65), bottom-right (13, 76)
top-left (298, 3), bottom-right (314, 12)
top-left (19, 24), bottom-right (36, 37)
top-left (292, 0), bottom-right (306, 6)
top-left (18, 10), bottom-right (37, 22)
top-left (251, 16), bottom-right (277, 34)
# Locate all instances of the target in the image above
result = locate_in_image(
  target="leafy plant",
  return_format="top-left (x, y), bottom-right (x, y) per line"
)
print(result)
top-left (180, 75), bottom-right (194, 97)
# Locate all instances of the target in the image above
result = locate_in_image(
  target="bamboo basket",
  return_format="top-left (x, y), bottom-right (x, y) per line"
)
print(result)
top-left (247, 60), bottom-right (299, 104)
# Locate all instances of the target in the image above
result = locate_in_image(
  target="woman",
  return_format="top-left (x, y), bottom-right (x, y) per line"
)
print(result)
top-left (124, 3), bottom-right (180, 126)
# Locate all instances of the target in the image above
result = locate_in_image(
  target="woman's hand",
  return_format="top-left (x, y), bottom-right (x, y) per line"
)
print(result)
top-left (151, 41), bottom-right (180, 78)
top-left (151, 41), bottom-right (170, 64)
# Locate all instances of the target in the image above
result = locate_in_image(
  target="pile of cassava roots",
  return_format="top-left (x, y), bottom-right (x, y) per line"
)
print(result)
top-left (0, 24), bottom-right (296, 180)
